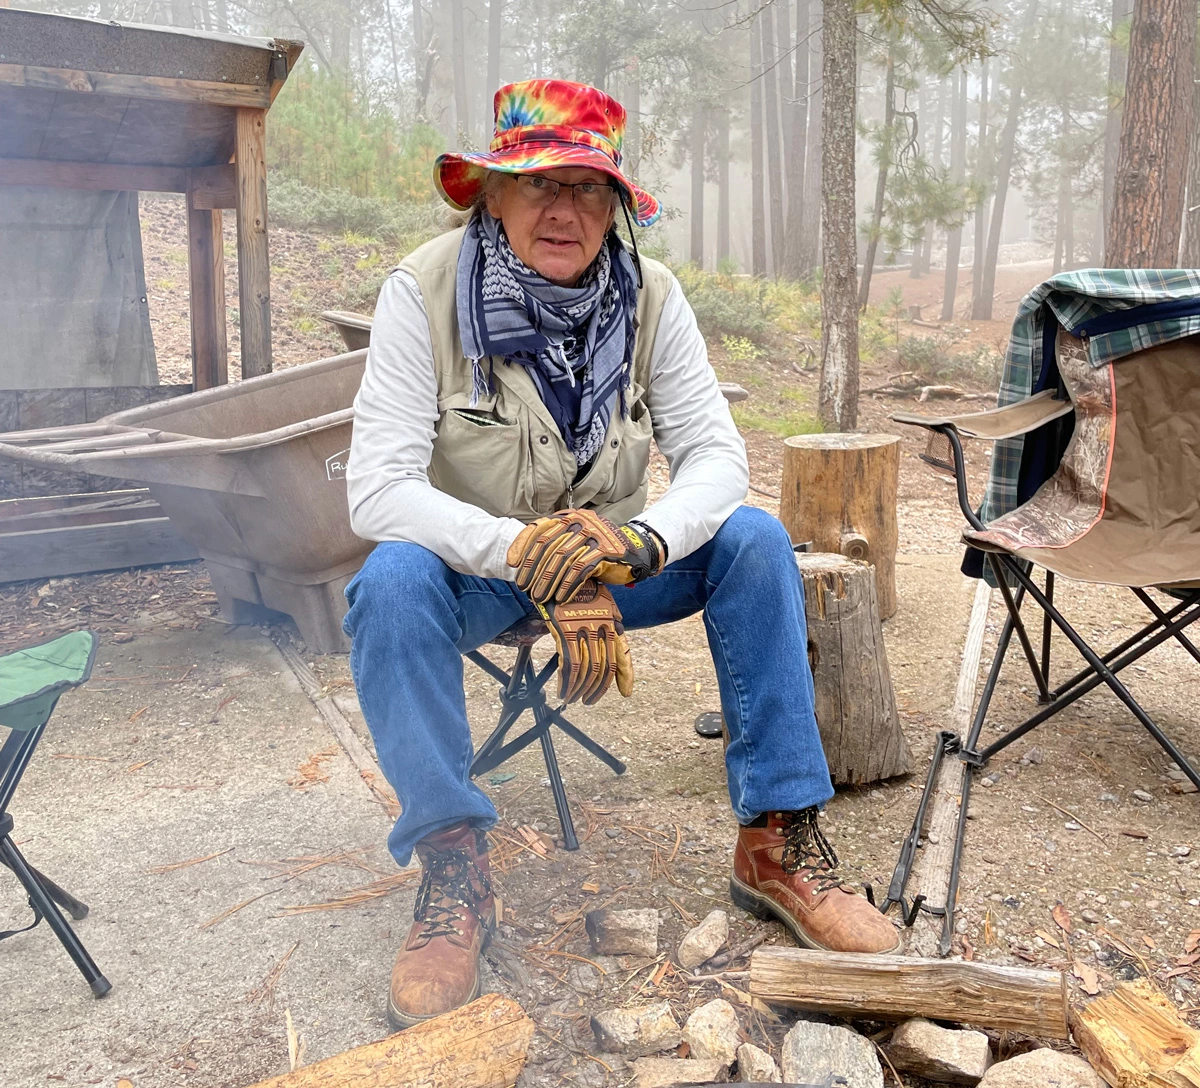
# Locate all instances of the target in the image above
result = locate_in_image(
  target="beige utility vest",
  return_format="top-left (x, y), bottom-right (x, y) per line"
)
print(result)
top-left (398, 226), bottom-right (672, 524)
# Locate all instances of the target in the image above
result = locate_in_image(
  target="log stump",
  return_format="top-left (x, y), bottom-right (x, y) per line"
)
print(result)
top-left (799, 552), bottom-right (909, 785)
top-left (780, 432), bottom-right (901, 618)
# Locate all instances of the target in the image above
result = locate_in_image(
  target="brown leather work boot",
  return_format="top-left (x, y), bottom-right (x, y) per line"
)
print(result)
top-left (387, 821), bottom-right (495, 1031)
top-left (731, 808), bottom-right (899, 954)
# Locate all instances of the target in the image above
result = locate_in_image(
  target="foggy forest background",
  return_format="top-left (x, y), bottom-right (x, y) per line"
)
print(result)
top-left (16, 0), bottom-right (1200, 428)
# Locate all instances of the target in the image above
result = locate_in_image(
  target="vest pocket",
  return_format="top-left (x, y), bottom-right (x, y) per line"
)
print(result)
top-left (430, 406), bottom-right (529, 517)
top-left (596, 401), bottom-right (653, 512)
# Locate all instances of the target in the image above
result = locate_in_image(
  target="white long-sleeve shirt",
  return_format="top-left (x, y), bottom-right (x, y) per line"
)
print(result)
top-left (346, 267), bottom-right (749, 580)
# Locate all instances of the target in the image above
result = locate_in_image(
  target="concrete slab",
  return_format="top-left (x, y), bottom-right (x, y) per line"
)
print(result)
top-left (0, 621), bottom-right (407, 1088)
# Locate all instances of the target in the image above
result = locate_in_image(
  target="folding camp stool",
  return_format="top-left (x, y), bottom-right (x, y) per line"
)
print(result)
top-left (465, 615), bottom-right (626, 850)
top-left (882, 323), bottom-right (1200, 953)
top-left (0, 629), bottom-right (110, 996)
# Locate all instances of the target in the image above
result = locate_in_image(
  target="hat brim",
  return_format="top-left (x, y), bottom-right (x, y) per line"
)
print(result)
top-left (435, 144), bottom-right (661, 228)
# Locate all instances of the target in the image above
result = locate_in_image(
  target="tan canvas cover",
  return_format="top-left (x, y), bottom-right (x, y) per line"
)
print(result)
top-left (964, 331), bottom-right (1200, 589)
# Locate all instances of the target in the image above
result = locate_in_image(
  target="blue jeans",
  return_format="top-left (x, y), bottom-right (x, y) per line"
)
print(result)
top-left (343, 505), bottom-right (832, 866)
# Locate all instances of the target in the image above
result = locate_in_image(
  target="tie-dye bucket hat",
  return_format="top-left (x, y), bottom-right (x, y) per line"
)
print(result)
top-left (434, 79), bottom-right (661, 228)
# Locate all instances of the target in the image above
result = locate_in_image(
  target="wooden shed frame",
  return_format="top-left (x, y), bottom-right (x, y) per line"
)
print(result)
top-left (0, 8), bottom-right (304, 389)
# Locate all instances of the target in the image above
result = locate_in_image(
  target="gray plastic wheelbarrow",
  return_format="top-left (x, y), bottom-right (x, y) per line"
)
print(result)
top-left (0, 350), bottom-right (369, 653)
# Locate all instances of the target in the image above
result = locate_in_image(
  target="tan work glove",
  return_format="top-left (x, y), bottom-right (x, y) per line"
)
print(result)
top-left (535, 581), bottom-right (634, 704)
top-left (507, 509), bottom-right (665, 604)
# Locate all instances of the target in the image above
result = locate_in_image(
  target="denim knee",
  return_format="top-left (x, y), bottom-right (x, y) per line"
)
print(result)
top-left (709, 506), bottom-right (796, 574)
top-left (343, 542), bottom-right (452, 638)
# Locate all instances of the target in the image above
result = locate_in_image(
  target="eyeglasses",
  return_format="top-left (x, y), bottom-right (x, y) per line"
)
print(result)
top-left (511, 173), bottom-right (617, 214)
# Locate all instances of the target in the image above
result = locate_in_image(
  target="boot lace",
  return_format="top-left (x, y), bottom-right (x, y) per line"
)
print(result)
top-left (413, 848), bottom-right (493, 939)
top-left (779, 808), bottom-right (845, 894)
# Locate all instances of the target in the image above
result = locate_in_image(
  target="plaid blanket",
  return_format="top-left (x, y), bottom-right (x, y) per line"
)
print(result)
top-left (982, 268), bottom-right (1200, 524)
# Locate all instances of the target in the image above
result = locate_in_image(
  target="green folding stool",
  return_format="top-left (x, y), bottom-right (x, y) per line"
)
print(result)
top-left (0, 629), bottom-right (111, 996)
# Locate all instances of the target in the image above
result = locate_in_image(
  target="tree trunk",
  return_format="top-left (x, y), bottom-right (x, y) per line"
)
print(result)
top-left (783, 0), bottom-right (810, 278)
top-left (910, 77), bottom-right (931, 279)
top-left (777, 0), bottom-right (795, 166)
top-left (857, 47), bottom-right (895, 310)
top-left (1107, 0), bottom-right (1196, 266)
top-left (762, 3), bottom-right (786, 275)
top-left (450, 0), bottom-right (470, 139)
top-left (384, 0), bottom-right (403, 98)
top-left (794, 554), bottom-right (910, 785)
top-left (487, 0), bottom-right (502, 97)
top-left (819, 0), bottom-right (858, 431)
top-left (798, 0), bottom-right (823, 275)
top-left (977, 4), bottom-right (1036, 321)
top-left (1054, 101), bottom-right (1070, 274)
top-left (690, 106), bottom-right (705, 266)
top-left (941, 67), bottom-right (967, 321)
top-left (1102, 0), bottom-right (1135, 256)
top-left (412, 0), bottom-right (434, 122)
top-left (751, 13), bottom-right (768, 276)
top-left (1182, 77), bottom-right (1200, 265)
top-left (969, 59), bottom-right (990, 319)
top-left (781, 433), bottom-right (901, 619)
top-left (717, 107), bottom-right (731, 264)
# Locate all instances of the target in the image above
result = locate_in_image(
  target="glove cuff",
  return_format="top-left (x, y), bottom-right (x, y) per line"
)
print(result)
top-left (626, 520), bottom-right (667, 577)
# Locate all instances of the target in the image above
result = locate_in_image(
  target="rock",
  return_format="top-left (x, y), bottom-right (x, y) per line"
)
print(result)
top-left (1170, 845), bottom-right (1192, 857)
top-left (1132, 789), bottom-right (1154, 803)
top-left (591, 1001), bottom-right (680, 1057)
top-left (1026, 747), bottom-right (1044, 765)
top-left (677, 909), bottom-right (729, 969)
top-left (585, 908), bottom-right (659, 957)
top-left (1173, 778), bottom-right (1198, 794)
top-left (1099, 793), bottom-right (1120, 804)
top-left (682, 998), bottom-right (741, 1065)
top-left (887, 1018), bottom-right (992, 1085)
top-left (1080, 909), bottom-right (1102, 924)
top-left (737, 1042), bottom-right (781, 1082)
top-left (781, 1019), bottom-right (883, 1088)
top-left (977, 1049), bottom-right (1104, 1088)
top-left (629, 1057), bottom-right (728, 1087)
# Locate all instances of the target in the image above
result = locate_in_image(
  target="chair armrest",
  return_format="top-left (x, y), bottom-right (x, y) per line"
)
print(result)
top-left (891, 389), bottom-right (1074, 441)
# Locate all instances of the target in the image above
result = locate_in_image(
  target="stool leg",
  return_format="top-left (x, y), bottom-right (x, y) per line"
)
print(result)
top-left (0, 837), bottom-right (111, 997)
top-left (532, 700), bottom-right (579, 851)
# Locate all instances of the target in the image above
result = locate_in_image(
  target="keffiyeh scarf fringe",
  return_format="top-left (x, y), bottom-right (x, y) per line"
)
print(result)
top-left (456, 210), bottom-right (638, 466)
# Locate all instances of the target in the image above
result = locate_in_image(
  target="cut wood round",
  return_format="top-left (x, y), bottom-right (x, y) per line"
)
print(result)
top-left (798, 552), bottom-right (909, 786)
top-left (780, 432), bottom-right (901, 618)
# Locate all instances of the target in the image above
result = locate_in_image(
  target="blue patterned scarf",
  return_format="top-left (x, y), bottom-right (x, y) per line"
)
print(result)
top-left (456, 210), bottom-right (638, 466)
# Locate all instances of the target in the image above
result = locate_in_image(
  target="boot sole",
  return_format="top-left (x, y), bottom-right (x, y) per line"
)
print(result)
top-left (387, 972), bottom-right (482, 1032)
top-left (729, 875), bottom-right (831, 952)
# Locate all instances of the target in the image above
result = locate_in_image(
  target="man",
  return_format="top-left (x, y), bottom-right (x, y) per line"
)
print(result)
top-left (345, 78), bottom-right (899, 1032)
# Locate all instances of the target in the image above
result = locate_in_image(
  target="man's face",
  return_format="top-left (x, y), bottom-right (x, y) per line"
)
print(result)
top-left (485, 168), bottom-right (618, 287)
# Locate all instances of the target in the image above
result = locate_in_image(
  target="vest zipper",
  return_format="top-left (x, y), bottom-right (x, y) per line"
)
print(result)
top-left (567, 483), bottom-right (574, 508)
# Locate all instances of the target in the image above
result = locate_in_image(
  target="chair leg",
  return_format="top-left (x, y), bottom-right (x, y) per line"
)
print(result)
top-left (533, 699), bottom-right (579, 851)
top-left (998, 555), bottom-right (1200, 791)
top-left (547, 710), bottom-right (627, 775)
top-left (0, 836), bottom-right (110, 997)
top-left (0, 854), bottom-right (90, 921)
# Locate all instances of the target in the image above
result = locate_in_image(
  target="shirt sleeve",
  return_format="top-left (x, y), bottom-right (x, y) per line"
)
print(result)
top-left (345, 270), bottom-right (527, 580)
top-left (633, 276), bottom-right (750, 562)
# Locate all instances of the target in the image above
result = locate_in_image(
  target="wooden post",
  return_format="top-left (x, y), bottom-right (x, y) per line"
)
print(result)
top-left (798, 553), bottom-right (909, 785)
top-left (186, 185), bottom-right (227, 391)
top-left (750, 946), bottom-right (1070, 1039)
top-left (780, 433), bottom-right (900, 618)
top-left (235, 107), bottom-right (272, 378)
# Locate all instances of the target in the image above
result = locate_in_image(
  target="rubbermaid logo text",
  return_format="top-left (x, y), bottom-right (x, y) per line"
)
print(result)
top-left (325, 448), bottom-right (351, 480)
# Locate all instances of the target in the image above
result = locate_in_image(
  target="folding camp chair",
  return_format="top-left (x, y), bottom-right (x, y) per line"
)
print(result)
top-left (465, 616), bottom-right (627, 851)
top-left (883, 323), bottom-right (1200, 951)
top-left (1, 629), bottom-right (110, 996)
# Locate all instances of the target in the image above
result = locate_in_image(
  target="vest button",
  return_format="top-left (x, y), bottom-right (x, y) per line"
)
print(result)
top-left (611, 438), bottom-right (619, 448)
top-left (539, 435), bottom-right (549, 445)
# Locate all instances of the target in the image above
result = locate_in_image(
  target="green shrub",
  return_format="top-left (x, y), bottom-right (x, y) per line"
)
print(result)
top-left (898, 332), bottom-right (1003, 385)
top-left (269, 178), bottom-right (449, 250)
top-left (674, 266), bottom-right (776, 342)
